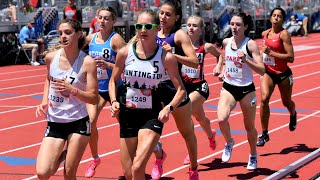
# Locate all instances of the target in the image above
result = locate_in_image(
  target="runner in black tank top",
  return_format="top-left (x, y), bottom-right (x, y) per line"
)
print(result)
top-left (152, 1), bottom-right (200, 180)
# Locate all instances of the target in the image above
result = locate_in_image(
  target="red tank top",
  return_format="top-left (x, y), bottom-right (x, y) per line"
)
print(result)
top-left (64, 5), bottom-right (78, 21)
top-left (182, 44), bottom-right (206, 84)
top-left (263, 29), bottom-right (289, 74)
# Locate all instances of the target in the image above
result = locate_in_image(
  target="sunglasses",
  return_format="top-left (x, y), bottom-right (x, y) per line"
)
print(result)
top-left (134, 23), bottom-right (158, 30)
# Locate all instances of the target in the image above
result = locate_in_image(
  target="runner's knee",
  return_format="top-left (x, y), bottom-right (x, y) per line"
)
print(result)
top-left (37, 168), bottom-right (54, 180)
top-left (282, 99), bottom-right (293, 108)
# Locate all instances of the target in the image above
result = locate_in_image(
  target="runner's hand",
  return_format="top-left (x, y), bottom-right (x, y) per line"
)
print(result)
top-left (110, 101), bottom-right (120, 117)
top-left (158, 103), bottom-right (170, 123)
top-left (36, 103), bottom-right (47, 118)
top-left (162, 41), bottom-right (173, 53)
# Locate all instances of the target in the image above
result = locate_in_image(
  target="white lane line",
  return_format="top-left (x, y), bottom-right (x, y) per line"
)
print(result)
top-left (162, 110), bottom-right (320, 177)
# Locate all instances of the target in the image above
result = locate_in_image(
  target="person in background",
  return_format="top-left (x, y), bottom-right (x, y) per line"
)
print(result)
top-left (294, 13), bottom-right (308, 36)
top-left (84, 6), bottom-right (126, 178)
top-left (257, 7), bottom-right (296, 147)
top-left (0, 1), bottom-right (17, 22)
top-left (19, 19), bottom-right (45, 66)
top-left (89, 8), bottom-right (101, 35)
top-left (63, 0), bottom-right (82, 24)
top-left (35, 19), bottom-right (98, 180)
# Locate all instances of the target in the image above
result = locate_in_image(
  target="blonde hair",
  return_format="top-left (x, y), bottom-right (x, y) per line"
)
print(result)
top-left (187, 15), bottom-right (206, 42)
top-left (187, 15), bottom-right (205, 29)
top-left (127, 9), bottom-right (159, 45)
top-left (128, 34), bottom-right (139, 44)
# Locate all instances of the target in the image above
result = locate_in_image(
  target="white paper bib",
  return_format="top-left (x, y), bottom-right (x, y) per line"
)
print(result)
top-left (181, 64), bottom-right (200, 78)
top-left (263, 53), bottom-right (275, 66)
top-left (226, 61), bottom-right (243, 78)
top-left (97, 67), bottom-right (108, 80)
top-left (126, 88), bottom-right (152, 109)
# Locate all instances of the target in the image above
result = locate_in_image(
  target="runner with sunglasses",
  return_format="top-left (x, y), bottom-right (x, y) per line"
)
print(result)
top-left (85, 6), bottom-right (126, 178)
top-left (108, 9), bottom-right (186, 180)
top-left (151, 1), bottom-right (200, 179)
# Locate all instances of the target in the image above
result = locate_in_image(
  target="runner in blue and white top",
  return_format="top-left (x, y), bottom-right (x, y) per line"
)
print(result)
top-left (108, 10), bottom-right (186, 180)
top-left (35, 19), bottom-right (98, 179)
top-left (217, 11), bottom-right (265, 171)
top-left (85, 6), bottom-right (126, 178)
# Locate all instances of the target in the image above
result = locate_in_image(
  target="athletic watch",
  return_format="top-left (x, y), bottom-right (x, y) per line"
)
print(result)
top-left (166, 105), bottom-right (174, 112)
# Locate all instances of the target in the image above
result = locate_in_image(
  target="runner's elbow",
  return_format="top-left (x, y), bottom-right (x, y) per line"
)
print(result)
top-left (288, 56), bottom-right (294, 63)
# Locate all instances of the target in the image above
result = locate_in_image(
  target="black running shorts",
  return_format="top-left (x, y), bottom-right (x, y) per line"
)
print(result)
top-left (44, 116), bottom-right (91, 140)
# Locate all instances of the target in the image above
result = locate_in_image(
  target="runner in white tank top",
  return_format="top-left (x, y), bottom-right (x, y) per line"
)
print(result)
top-left (47, 49), bottom-right (88, 123)
top-left (35, 19), bottom-right (98, 179)
top-left (216, 12), bottom-right (265, 171)
top-left (224, 36), bottom-right (254, 86)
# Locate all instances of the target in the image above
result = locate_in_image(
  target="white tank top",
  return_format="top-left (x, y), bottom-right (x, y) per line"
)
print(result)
top-left (123, 43), bottom-right (166, 109)
top-left (224, 37), bottom-right (254, 86)
top-left (47, 49), bottom-right (88, 123)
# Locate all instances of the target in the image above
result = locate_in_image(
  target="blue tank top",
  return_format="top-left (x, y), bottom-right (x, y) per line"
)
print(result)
top-left (89, 32), bottom-right (122, 92)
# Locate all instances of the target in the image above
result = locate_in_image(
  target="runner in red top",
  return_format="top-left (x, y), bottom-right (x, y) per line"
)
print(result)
top-left (257, 7), bottom-right (297, 147)
top-left (180, 15), bottom-right (223, 165)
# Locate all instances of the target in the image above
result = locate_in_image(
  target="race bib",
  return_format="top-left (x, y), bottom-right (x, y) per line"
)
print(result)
top-left (226, 61), bottom-right (243, 78)
top-left (263, 53), bottom-right (275, 66)
top-left (126, 88), bottom-right (152, 109)
top-left (97, 67), bottom-right (108, 80)
top-left (181, 64), bottom-right (200, 78)
top-left (48, 91), bottom-right (70, 109)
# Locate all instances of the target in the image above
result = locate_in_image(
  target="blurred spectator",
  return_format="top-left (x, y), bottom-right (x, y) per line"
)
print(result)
top-left (295, 13), bottom-right (308, 36)
top-left (286, 15), bottom-right (302, 36)
top-left (63, 0), bottom-right (82, 24)
top-left (0, 1), bottom-right (17, 22)
top-left (121, 0), bottom-right (128, 16)
top-left (19, 19), bottom-right (45, 66)
top-left (154, 0), bottom-right (160, 7)
top-left (89, 8), bottom-right (100, 34)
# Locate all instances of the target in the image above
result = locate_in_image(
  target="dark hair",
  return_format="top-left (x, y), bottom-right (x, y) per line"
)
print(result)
top-left (161, 0), bottom-right (182, 33)
top-left (270, 7), bottom-right (286, 21)
top-left (98, 6), bottom-right (118, 20)
top-left (231, 11), bottom-right (253, 36)
top-left (58, 19), bottom-right (85, 49)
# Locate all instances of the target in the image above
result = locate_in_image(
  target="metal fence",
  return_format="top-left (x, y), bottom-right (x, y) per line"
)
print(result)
top-left (1, 0), bottom-right (320, 39)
